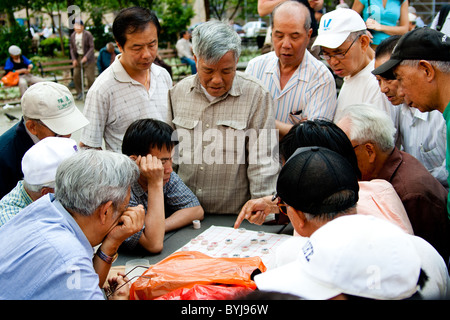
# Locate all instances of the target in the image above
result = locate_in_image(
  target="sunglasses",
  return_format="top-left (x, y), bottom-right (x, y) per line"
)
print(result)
top-left (272, 194), bottom-right (287, 215)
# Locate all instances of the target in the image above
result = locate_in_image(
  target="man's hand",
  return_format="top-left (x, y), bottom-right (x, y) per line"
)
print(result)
top-left (234, 196), bottom-right (278, 228)
top-left (104, 273), bottom-right (130, 300)
top-left (103, 205), bottom-right (145, 250)
top-left (135, 155), bottom-right (164, 187)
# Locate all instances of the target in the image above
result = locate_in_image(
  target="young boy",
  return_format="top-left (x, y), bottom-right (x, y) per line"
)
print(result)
top-left (121, 119), bottom-right (204, 253)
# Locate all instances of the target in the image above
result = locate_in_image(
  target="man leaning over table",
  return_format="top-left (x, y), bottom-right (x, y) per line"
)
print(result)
top-left (168, 20), bottom-right (279, 215)
top-left (0, 150), bottom-right (144, 300)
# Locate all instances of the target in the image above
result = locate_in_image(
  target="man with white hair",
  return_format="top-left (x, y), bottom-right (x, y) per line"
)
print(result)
top-left (4, 45), bottom-right (44, 96)
top-left (0, 137), bottom-right (78, 227)
top-left (0, 149), bottom-right (145, 299)
top-left (168, 20), bottom-right (279, 215)
top-left (335, 103), bottom-right (450, 264)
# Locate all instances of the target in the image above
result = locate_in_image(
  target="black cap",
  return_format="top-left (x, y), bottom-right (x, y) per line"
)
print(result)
top-left (276, 146), bottom-right (359, 215)
top-left (372, 27), bottom-right (450, 79)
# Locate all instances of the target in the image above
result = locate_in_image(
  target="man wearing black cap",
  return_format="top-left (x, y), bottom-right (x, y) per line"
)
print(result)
top-left (372, 27), bottom-right (450, 216)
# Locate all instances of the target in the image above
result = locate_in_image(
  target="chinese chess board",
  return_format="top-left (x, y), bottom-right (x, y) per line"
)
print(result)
top-left (177, 226), bottom-right (292, 269)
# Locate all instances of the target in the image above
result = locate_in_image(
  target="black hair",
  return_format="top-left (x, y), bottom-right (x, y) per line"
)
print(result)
top-left (112, 6), bottom-right (161, 48)
top-left (279, 119), bottom-right (362, 179)
top-left (122, 118), bottom-right (178, 157)
top-left (375, 35), bottom-right (401, 59)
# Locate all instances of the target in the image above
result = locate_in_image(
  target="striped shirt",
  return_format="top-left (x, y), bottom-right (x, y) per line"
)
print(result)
top-left (0, 180), bottom-right (33, 227)
top-left (80, 54), bottom-right (172, 152)
top-left (245, 50), bottom-right (337, 123)
top-left (391, 104), bottom-right (448, 188)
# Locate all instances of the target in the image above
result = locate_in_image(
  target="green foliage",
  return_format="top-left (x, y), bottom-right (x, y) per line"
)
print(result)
top-left (39, 37), bottom-right (69, 56)
top-left (0, 25), bottom-right (32, 64)
top-left (154, 0), bottom-right (195, 46)
top-left (89, 8), bottom-right (115, 51)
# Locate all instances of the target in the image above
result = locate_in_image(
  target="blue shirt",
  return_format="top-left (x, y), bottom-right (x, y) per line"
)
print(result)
top-left (0, 194), bottom-right (104, 300)
top-left (0, 180), bottom-right (33, 227)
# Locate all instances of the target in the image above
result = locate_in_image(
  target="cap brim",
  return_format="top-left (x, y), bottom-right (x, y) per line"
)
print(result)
top-left (254, 260), bottom-right (342, 300)
top-left (372, 58), bottom-right (402, 80)
top-left (41, 107), bottom-right (89, 135)
top-left (312, 32), bottom-right (351, 50)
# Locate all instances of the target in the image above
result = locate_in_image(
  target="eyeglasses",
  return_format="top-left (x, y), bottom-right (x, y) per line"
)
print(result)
top-left (272, 194), bottom-right (287, 215)
top-left (319, 35), bottom-right (360, 61)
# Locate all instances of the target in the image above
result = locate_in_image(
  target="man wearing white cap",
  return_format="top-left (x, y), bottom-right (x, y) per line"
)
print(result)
top-left (0, 81), bottom-right (89, 199)
top-left (256, 147), bottom-right (449, 299)
top-left (311, 8), bottom-right (392, 120)
top-left (0, 137), bottom-right (78, 227)
top-left (4, 45), bottom-right (45, 97)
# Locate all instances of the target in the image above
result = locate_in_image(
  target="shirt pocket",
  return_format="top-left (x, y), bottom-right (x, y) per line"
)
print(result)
top-left (172, 116), bottom-right (199, 130)
top-left (216, 120), bottom-right (247, 130)
top-left (419, 146), bottom-right (444, 171)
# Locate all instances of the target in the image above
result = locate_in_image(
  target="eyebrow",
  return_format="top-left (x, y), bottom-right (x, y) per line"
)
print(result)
top-left (131, 39), bottom-right (157, 48)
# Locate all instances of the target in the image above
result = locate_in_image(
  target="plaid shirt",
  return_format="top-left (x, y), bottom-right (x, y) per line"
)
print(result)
top-left (168, 72), bottom-right (279, 214)
top-left (122, 172), bottom-right (200, 250)
top-left (0, 180), bottom-right (33, 227)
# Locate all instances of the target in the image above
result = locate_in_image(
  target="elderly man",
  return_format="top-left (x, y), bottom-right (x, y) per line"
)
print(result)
top-left (0, 137), bottom-right (78, 227)
top-left (335, 103), bottom-right (450, 264)
top-left (255, 146), bottom-right (449, 300)
top-left (97, 42), bottom-right (120, 74)
top-left (372, 27), bottom-right (450, 214)
top-left (0, 81), bottom-right (89, 199)
top-left (0, 149), bottom-right (145, 299)
top-left (168, 20), bottom-right (279, 215)
top-left (311, 8), bottom-right (392, 119)
top-left (80, 7), bottom-right (172, 152)
top-left (246, 1), bottom-right (336, 139)
top-left (69, 20), bottom-right (96, 100)
top-left (4, 45), bottom-right (44, 96)
top-left (176, 30), bottom-right (196, 75)
top-left (373, 35), bottom-right (447, 188)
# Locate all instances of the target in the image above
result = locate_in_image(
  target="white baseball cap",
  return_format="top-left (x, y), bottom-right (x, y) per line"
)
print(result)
top-left (22, 137), bottom-right (79, 185)
top-left (8, 45), bottom-right (21, 56)
top-left (21, 82), bottom-right (89, 135)
top-left (255, 215), bottom-right (422, 300)
top-left (312, 8), bottom-right (367, 50)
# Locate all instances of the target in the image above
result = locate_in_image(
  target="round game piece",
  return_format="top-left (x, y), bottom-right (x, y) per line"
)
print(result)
top-left (192, 220), bottom-right (201, 229)
top-left (261, 248), bottom-right (269, 254)
top-left (190, 238), bottom-right (199, 244)
top-left (225, 238), bottom-right (233, 244)
top-left (211, 241), bottom-right (218, 247)
top-left (197, 235), bottom-right (204, 240)
top-left (257, 231), bottom-right (265, 237)
top-left (201, 239), bottom-right (209, 245)
top-left (221, 253), bottom-right (229, 258)
top-left (260, 239), bottom-right (267, 245)
top-left (181, 246), bottom-right (189, 251)
top-left (238, 228), bottom-right (246, 233)
top-left (232, 253), bottom-right (240, 258)
top-left (250, 239), bottom-right (258, 244)
top-left (207, 245), bottom-right (214, 251)
top-left (241, 245), bottom-right (249, 252)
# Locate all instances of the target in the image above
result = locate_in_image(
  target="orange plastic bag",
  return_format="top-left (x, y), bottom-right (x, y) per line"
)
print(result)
top-left (130, 251), bottom-right (267, 300)
top-left (155, 284), bottom-right (253, 300)
top-left (1, 72), bottom-right (19, 86)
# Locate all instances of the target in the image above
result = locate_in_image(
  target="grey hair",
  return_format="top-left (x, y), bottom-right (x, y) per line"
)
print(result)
top-left (400, 59), bottom-right (450, 74)
top-left (346, 29), bottom-right (368, 42)
top-left (23, 180), bottom-right (55, 193)
top-left (334, 103), bottom-right (396, 152)
top-left (271, 0), bottom-right (312, 31)
top-left (192, 19), bottom-right (241, 64)
top-left (55, 149), bottom-right (139, 217)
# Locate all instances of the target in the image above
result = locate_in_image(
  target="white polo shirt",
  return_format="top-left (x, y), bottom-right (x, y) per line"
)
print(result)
top-left (80, 54), bottom-right (172, 152)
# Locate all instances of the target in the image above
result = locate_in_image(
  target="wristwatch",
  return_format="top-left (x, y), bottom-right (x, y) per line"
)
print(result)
top-left (96, 248), bottom-right (118, 264)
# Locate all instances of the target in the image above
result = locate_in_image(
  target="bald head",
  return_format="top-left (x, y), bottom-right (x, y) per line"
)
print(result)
top-left (272, 0), bottom-right (312, 32)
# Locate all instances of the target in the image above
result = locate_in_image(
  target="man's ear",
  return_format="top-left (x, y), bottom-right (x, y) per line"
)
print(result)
top-left (364, 142), bottom-right (377, 163)
top-left (25, 119), bottom-right (38, 135)
top-left (418, 60), bottom-right (435, 83)
top-left (359, 34), bottom-right (371, 52)
top-left (129, 155), bottom-right (137, 161)
top-left (96, 200), bottom-right (114, 225)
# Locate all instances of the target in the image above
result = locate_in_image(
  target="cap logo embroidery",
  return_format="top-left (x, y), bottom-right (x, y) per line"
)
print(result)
top-left (302, 240), bottom-right (314, 262)
top-left (443, 35), bottom-right (447, 43)
top-left (56, 95), bottom-right (73, 111)
top-left (323, 19), bottom-right (332, 31)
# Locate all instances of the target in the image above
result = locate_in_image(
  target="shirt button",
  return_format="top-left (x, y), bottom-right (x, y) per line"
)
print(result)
top-left (205, 124), bottom-right (210, 128)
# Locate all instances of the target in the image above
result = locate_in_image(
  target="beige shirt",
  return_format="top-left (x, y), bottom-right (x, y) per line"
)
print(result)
top-left (168, 72), bottom-right (280, 214)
